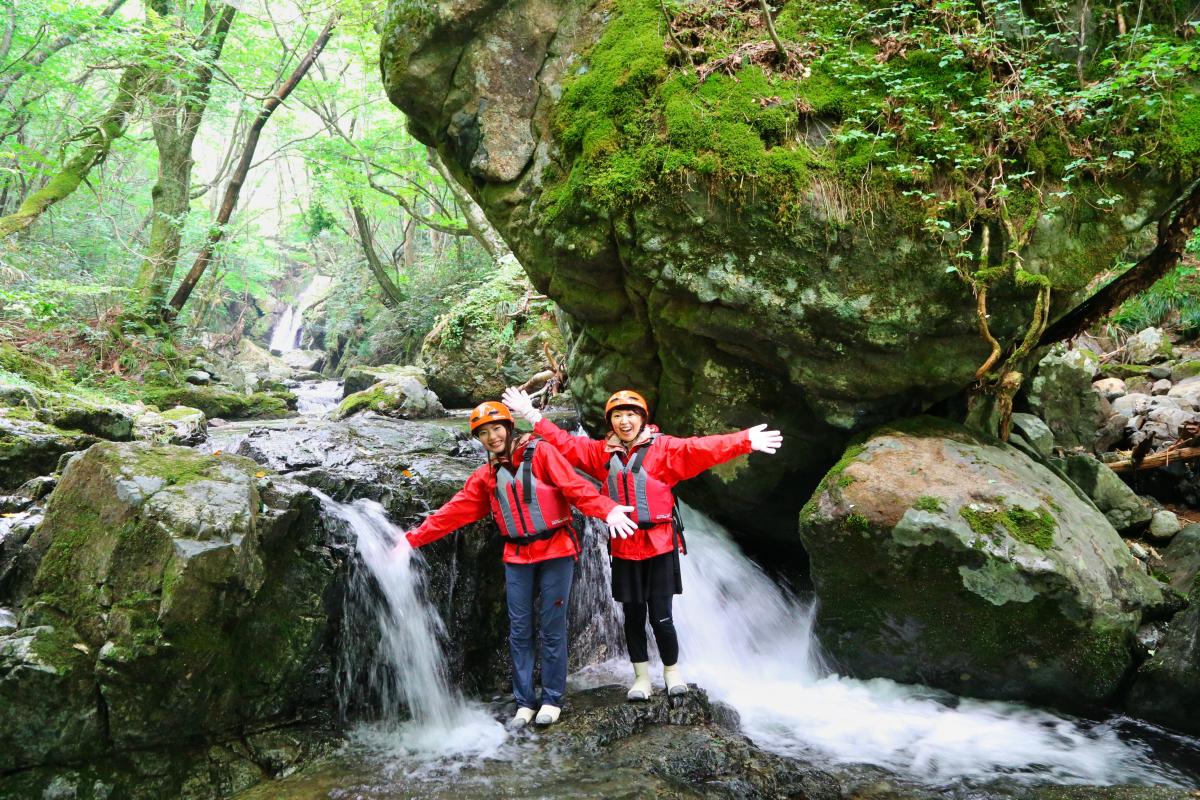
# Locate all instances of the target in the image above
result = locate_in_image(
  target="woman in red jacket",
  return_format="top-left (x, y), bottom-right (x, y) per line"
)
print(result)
top-left (503, 387), bottom-right (782, 701)
top-left (401, 401), bottom-right (636, 728)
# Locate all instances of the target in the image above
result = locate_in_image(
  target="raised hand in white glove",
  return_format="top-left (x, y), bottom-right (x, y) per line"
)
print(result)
top-left (605, 505), bottom-right (638, 539)
top-left (747, 423), bottom-right (783, 454)
top-left (501, 386), bottom-right (542, 424)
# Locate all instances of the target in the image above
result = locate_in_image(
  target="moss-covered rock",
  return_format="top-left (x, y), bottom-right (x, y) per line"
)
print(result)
top-left (417, 263), bottom-right (566, 407)
top-left (143, 385), bottom-right (295, 421)
top-left (334, 373), bottom-right (444, 421)
top-left (133, 405), bottom-right (207, 446)
top-left (0, 411), bottom-right (98, 491)
top-left (1026, 345), bottom-right (1113, 452)
top-left (799, 416), bottom-right (1166, 709)
top-left (0, 441), bottom-right (345, 775)
top-left (1053, 453), bottom-right (1154, 533)
top-left (379, 0), bottom-right (1195, 532)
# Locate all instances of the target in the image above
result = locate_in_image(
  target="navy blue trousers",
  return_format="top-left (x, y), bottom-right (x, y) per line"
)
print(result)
top-left (504, 555), bottom-right (575, 709)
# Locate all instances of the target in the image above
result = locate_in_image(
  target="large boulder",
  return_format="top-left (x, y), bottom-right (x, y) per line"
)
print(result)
top-left (1025, 346), bottom-right (1113, 452)
top-left (342, 364), bottom-right (431, 398)
top-left (799, 417), bottom-right (1166, 709)
top-left (0, 441), bottom-right (344, 781)
top-left (378, 0), bottom-right (1191, 534)
top-left (335, 376), bottom-right (445, 421)
top-left (1126, 575), bottom-right (1200, 735)
top-left (417, 263), bottom-right (566, 407)
top-left (143, 385), bottom-right (296, 421)
top-left (133, 405), bottom-right (207, 446)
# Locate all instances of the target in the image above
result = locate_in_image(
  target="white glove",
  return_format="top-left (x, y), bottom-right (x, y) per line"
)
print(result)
top-left (748, 423), bottom-right (783, 454)
top-left (605, 505), bottom-right (637, 539)
top-left (502, 387), bottom-right (542, 424)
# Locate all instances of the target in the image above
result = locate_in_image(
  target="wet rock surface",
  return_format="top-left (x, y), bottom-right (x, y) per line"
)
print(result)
top-left (233, 685), bottom-right (843, 800)
top-left (800, 416), bottom-right (1166, 709)
top-left (0, 441), bottom-right (348, 797)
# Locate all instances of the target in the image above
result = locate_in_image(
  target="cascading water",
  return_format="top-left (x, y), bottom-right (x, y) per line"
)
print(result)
top-left (268, 275), bottom-right (333, 354)
top-left (573, 502), bottom-right (1198, 788)
top-left (320, 494), bottom-right (506, 762)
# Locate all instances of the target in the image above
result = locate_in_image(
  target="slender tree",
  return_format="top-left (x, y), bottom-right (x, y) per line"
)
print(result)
top-left (169, 11), bottom-right (340, 313)
top-left (133, 0), bottom-right (237, 312)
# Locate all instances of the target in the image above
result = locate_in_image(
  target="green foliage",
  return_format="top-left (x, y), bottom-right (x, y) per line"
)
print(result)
top-left (1110, 251), bottom-right (1200, 337)
top-left (550, 0), bottom-right (1200, 284)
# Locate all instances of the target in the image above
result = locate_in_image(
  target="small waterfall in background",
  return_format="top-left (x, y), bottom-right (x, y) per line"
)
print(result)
top-left (320, 494), bottom-right (506, 762)
top-left (571, 502), bottom-right (1196, 788)
top-left (268, 275), bottom-right (333, 354)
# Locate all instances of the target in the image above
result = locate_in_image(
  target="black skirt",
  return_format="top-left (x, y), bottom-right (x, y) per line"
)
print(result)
top-left (610, 549), bottom-right (682, 604)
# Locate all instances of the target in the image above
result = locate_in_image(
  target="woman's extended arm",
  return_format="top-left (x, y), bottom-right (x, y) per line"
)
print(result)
top-left (405, 467), bottom-right (493, 548)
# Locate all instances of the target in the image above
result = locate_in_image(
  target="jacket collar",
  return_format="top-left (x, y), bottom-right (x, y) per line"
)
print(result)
top-left (604, 423), bottom-right (659, 455)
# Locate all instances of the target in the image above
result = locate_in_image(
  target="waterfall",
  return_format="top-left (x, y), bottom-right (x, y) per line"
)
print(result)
top-left (269, 275), bottom-right (333, 354)
top-left (573, 503), bottom-right (1195, 788)
top-left (320, 495), bottom-right (506, 760)
top-left (268, 305), bottom-right (300, 353)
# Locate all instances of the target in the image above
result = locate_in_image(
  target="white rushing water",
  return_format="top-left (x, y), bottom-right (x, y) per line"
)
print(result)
top-left (293, 379), bottom-right (342, 416)
top-left (322, 496), bottom-right (506, 764)
top-left (268, 275), bottom-right (332, 354)
top-left (574, 503), bottom-right (1193, 788)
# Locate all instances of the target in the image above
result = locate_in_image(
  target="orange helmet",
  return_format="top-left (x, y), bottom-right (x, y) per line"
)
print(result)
top-left (605, 389), bottom-right (649, 420)
top-left (469, 401), bottom-right (515, 435)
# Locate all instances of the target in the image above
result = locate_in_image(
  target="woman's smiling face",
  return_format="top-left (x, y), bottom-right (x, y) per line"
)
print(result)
top-left (610, 409), bottom-right (644, 443)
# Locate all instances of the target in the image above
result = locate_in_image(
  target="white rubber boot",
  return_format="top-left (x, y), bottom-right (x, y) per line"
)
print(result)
top-left (509, 707), bottom-right (535, 729)
top-left (663, 663), bottom-right (688, 696)
top-left (535, 704), bottom-right (561, 725)
top-left (627, 661), bottom-right (652, 701)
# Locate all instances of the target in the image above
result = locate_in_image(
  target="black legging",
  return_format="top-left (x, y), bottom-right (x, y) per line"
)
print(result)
top-left (623, 595), bottom-right (679, 666)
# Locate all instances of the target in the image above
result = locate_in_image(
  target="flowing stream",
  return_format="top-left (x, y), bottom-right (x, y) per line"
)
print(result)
top-left (572, 504), bottom-right (1200, 789)
top-left (320, 494), bottom-right (507, 764)
top-left (269, 275), bottom-right (333, 353)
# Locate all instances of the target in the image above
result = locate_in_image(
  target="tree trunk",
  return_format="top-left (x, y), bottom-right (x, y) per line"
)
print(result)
top-left (0, 63), bottom-right (145, 239)
top-left (134, 2), bottom-right (237, 311)
top-left (426, 146), bottom-right (516, 263)
top-left (350, 196), bottom-right (406, 307)
top-left (1040, 178), bottom-right (1200, 345)
top-left (168, 11), bottom-right (340, 314)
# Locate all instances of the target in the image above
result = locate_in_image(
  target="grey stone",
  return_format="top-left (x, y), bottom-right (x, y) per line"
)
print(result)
top-left (184, 370), bottom-right (211, 386)
top-left (1027, 346), bottom-right (1110, 452)
top-left (1151, 378), bottom-right (1173, 395)
top-left (1057, 454), bottom-right (1153, 532)
top-left (1092, 377), bottom-right (1126, 401)
top-left (1149, 510), bottom-right (1183, 541)
top-left (1011, 413), bottom-right (1054, 458)
top-left (1126, 327), bottom-right (1175, 364)
top-left (1149, 365), bottom-right (1173, 380)
top-left (799, 416), bottom-right (1165, 708)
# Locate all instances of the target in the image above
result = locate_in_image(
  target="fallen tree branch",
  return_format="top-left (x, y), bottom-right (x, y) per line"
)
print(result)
top-left (1040, 177), bottom-right (1200, 345)
top-left (1107, 445), bottom-right (1200, 473)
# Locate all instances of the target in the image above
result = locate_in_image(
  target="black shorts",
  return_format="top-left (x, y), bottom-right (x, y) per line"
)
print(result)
top-left (610, 549), bottom-right (682, 604)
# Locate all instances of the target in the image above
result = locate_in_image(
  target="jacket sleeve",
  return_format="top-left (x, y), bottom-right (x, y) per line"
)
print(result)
top-left (533, 417), bottom-right (608, 477)
top-left (405, 466), bottom-right (493, 548)
top-left (655, 430), bottom-right (753, 485)
top-left (534, 442), bottom-right (618, 521)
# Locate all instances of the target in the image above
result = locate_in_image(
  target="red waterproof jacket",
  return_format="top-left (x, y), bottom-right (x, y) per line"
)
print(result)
top-left (405, 435), bottom-right (617, 564)
top-left (533, 419), bottom-right (752, 561)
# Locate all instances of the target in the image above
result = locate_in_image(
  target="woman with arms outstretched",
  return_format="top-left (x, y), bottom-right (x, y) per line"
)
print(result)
top-left (503, 387), bottom-right (782, 701)
top-left (401, 400), bottom-right (636, 728)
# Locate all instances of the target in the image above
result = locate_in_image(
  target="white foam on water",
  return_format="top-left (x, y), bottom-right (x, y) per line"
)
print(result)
top-left (322, 496), bottom-right (507, 766)
top-left (574, 503), bottom-right (1193, 788)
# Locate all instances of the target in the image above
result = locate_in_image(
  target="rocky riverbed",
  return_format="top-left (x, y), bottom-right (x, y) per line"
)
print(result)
top-left (3, 328), bottom-right (1200, 798)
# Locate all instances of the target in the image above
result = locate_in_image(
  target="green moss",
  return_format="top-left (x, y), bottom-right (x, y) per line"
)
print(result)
top-left (960, 501), bottom-right (1057, 550)
top-left (836, 473), bottom-right (856, 488)
top-left (336, 384), bottom-right (388, 419)
top-left (914, 496), bottom-right (943, 513)
top-left (844, 512), bottom-right (871, 533)
top-left (143, 386), bottom-right (293, 420)
top-left (0, 345), bottom-right (61, 390)
top-left (158, 406), bottom-right (203, 422)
